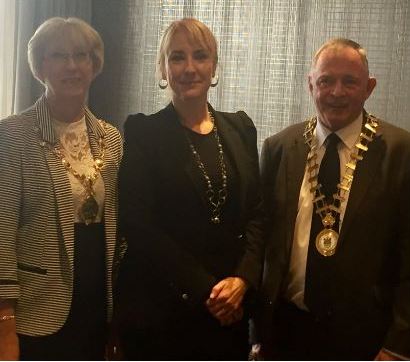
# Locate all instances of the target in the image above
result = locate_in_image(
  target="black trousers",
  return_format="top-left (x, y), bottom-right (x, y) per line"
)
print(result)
top-left (121, 312), bottom-right (250, 360)
top-left (19, 223), bottom-right (107, 361)
top-left (270, 300), bottom-right (382, 360)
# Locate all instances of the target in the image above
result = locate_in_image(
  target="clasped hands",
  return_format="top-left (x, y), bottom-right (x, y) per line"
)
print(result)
top-left (205, 277), bottom-right (248, 326)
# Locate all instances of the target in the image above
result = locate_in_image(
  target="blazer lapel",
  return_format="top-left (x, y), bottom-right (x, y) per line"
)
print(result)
top-left (35, 96), bottom-right (75, 272)
top-left (286, 128), bottom-right (310, 252)
top-left (84, 108), bottom-right (108, 182)
top-left (157, 104), bottom-right (209, 209)
top-left (339, 131), bottom-right (384, 243)
top-left (211, 109), bottom-right (249, 213)
top-left (84, 108), bottom-right (107, 213)
top-left (85, 107), bottom-right (106, 157)
top-left (84, 109), bottom-right (117, 280)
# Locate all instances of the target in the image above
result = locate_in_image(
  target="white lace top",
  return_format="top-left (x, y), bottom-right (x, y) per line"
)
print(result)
top-left (53, 116), bottom-right (105, 223)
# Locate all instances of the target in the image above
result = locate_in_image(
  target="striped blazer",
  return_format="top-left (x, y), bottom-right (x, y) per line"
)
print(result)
top-left (0, 96), bottom-right (123, 336)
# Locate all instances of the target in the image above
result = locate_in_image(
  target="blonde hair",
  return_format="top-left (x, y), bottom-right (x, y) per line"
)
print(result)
top-left (312, 38), bottom-right (369, 72)
top-left (156, 18), bottom-right (218, 80)
top-left (28, 17), bottom-right (104, 83)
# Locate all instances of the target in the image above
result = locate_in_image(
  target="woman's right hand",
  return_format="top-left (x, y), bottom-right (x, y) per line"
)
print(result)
top-left (0, 299), bottom-right (19, 360)
top-left (0, 327), bottom-right (19, 360)
top-left (205, 277), bottom-right (248, 326)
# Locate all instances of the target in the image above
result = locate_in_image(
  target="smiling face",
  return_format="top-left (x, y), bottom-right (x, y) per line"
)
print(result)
top-left (39, 30), bottom-right (95, 102)
top-left (163, 29), bottom-right (216, 104)
top-left (308, 46), bottom-right (376, 131)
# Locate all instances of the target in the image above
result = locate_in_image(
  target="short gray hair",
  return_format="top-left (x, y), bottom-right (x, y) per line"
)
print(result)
top-left (312, 38), bottom-right (369, 72)
top-left (28, 17), bottom-right (104, 83)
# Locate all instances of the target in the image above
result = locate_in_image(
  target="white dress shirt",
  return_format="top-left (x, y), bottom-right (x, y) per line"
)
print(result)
top-left (284, 113), bottom-right (364, 310)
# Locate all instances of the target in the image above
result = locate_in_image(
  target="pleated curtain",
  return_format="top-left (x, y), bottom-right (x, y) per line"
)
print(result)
top-left (91, 0), bottom-right (410, 149)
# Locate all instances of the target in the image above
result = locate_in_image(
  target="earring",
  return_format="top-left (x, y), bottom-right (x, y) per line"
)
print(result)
top-left (158, 79), bottom-right (168, 89)
top-left (210, 75), bottom-right (219, 87)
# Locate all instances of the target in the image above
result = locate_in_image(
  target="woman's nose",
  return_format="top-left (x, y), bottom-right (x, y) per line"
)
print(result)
top-left (184, 57), bottom-right (196, 72)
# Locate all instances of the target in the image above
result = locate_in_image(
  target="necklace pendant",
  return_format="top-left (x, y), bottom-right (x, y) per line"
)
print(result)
top-left (322, 212), bottom-right (335, 228)
top-left (211, 216), bottom-right (220, 224)
top-left (81, 194), bottom-right (98, 225)
top-left (315, 228), bottom-right (339, 256)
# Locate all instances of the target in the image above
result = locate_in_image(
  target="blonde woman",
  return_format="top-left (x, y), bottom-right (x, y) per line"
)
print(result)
top-left (0, 17), bottom-right (122, 360)
top-left (115, 18), bottom-right (264, 360)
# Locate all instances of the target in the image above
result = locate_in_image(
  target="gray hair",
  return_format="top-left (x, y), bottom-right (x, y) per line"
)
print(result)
top-left (312, 38), bottom-right (369, 72)
top-left (28, 17), bottom-right (104, 83)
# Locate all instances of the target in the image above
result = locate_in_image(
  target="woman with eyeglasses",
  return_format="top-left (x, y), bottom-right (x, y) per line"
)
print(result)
top-left (113, 18), bottom-right (264, 360)
top-left (0, 17), bottom-right (122, 360)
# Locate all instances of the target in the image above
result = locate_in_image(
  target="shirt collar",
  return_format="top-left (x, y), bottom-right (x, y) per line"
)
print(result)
top-left (315, 112), bottom-right (363, 150)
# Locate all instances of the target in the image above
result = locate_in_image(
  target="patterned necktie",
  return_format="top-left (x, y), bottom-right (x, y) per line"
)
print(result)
top-left (304, 133), bottom-right (341, 315)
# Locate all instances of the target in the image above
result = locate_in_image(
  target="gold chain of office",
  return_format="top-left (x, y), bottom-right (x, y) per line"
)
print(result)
top-left (52, 132), bottom-right (106, 225)
top-left (303, 113), bottom-right (379, 256)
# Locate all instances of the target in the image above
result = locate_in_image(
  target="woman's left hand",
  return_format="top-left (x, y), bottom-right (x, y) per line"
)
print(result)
top-left (205, 277), bottom-right (248, 325)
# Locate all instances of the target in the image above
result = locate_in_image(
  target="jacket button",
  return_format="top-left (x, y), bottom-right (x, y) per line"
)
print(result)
top-left (238, 234), bottom-right (243, 239)
top-left (182, 293), bottom-right (189, 300)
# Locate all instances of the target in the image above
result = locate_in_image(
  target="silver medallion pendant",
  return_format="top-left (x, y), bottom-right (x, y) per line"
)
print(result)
top-left (315, 228), bottom-right (339, 256)
top-left (81, 194), bottom-right (99, 225)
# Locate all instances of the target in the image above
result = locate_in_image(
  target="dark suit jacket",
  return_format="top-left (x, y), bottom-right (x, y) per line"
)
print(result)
top-left (115, 103), bottom-right (264, 333)
top-left (257, 115), bottom-right (410, 358)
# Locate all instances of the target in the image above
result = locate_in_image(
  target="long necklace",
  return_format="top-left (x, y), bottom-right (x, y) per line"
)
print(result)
top-left (303, 113), bottom-right (379, 256)
top-left (184, 111), bottom-right (228, 224)
top-left (53, 135), bottom-right (106, 225)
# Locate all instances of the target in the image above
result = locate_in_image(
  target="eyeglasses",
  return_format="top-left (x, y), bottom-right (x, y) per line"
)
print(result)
top-left (45, 51), bottom-right (91, 65)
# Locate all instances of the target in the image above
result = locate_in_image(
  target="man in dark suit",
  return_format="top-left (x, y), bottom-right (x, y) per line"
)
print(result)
top-left (255, 38), bottom-right (410, 360)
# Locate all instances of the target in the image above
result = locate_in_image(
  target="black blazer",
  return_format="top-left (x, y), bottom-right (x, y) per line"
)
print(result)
top-left (257, 115), bottom-right (410, 358)
top-left (116, 103), bottom-right (264, 330)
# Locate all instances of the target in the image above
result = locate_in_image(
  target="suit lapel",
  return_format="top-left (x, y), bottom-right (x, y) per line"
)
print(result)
top-left (339, 132), bottom-right (384, 243)
top-left (286, 128), bottom-right (309, 251)
top-left (35, 96), bottom-right (75, 272)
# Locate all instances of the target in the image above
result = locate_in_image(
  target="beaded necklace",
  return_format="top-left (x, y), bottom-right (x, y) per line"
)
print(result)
top-left (184, 111), bottom-right (228, 224)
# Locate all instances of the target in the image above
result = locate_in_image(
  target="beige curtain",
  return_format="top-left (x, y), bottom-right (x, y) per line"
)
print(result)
top-left (91, 0), bottom-right (410, 148)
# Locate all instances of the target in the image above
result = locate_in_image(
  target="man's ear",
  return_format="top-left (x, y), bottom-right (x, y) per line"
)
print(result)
top-left (366, 77), bottom-right (377, 99)
top-left (308, 74), bottom-right (314, 94)
top-left (214, 63), bottom-right (218, 76)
